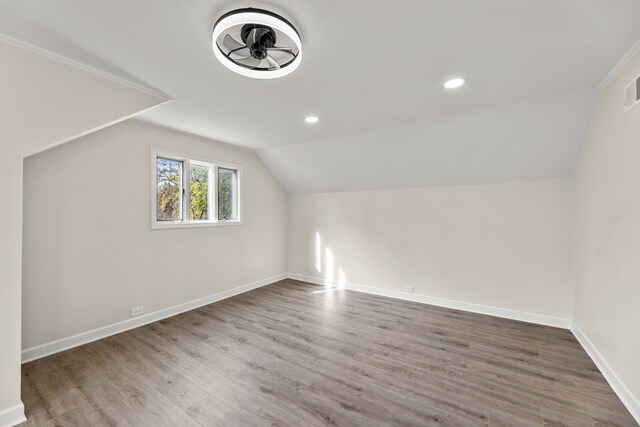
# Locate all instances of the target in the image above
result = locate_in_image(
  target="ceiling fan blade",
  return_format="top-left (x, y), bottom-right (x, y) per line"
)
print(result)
top-left (246, 27), bottom-right (272, 46)
top-left (229, 47), bottom-right (250, 59)
top-left (268, 47), bottom-right (295, 56)
top-left (223, 34), bottom-right (245, 51)
top-left (265, 55), bottom-right (280, 70)
top-left (235, 56), bottom-right (262, 68)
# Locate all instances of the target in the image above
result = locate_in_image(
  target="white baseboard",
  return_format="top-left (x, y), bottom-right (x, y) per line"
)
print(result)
top-left (571, 323), bottom-right (640, 424)
top-left (0, 403), bottom-right (26, 427)
top-left (286, 273), bottom-right (572, 329)
top-left (21, 273), bottom-right (287, 363)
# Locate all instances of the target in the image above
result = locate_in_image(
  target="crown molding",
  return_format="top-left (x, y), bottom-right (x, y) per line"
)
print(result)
top-left (599, 37), bottom-right (640, 90)
top-left (0, 32), bottom-right (172, 101)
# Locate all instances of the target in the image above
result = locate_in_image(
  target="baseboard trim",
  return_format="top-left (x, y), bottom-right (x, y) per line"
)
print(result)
top-left (0, 402), bottom-right (26, 427)
top-left (286, 273), bottom-right (571, 329)
top-left (21, 273), bottom-right (288, 363)
top-left (571, 323), bottom-right (640, 423)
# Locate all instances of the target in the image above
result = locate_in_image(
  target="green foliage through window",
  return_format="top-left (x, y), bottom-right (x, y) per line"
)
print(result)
top-left (190, 164), bottom-right (209, 221)
top-left (156, 158), bottom-right (182, 221)
top-left (154, 153), bottom-right (239, 226)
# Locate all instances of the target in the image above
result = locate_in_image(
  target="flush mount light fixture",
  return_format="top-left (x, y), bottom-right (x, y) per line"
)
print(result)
top-left (444, 78), bottom-right (466, 89)
top-left (305, 116), bottom-right (319, 124)
top-left (212, 8), bottom-right (302, 79)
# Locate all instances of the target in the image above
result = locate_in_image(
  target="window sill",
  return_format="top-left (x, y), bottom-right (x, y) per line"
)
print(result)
top-left (151, 220), bottom-right (242, 230)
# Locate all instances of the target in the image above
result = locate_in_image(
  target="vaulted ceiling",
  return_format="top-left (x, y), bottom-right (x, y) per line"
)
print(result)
top-left (1, 0), bottom-right (640, 193)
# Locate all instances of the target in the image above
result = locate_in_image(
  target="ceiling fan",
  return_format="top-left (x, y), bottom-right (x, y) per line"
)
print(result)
top-left (212, 8), bottom-right (302, 79)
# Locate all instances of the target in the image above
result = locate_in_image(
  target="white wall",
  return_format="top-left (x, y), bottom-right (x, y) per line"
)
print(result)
top-left (288, 181), bottom-right (573, 319)
top-left (22, 120), bottom-right (288, 349)
top-left (0, 39), bottom-right (165, 419)
top-left (572, 49), bottom-right (640, 407)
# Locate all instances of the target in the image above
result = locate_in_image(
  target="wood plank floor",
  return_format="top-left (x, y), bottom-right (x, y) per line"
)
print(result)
top-left (21, 279), bottom-right (637, 426)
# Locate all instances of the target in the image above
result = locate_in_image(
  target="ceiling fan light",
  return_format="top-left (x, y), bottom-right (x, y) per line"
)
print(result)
top-left (212, 8), bottom-right (302, 79)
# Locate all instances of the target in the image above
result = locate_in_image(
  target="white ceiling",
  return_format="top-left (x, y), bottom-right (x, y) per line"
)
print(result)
top-left (1, 0), bottom-right (639, 192)
top-left (260, 87), bottom-right (598, 193)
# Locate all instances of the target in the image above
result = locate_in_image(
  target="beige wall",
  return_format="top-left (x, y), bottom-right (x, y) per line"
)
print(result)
top-left (0, 40), bottom-right (165, 415)
top-left (1, 41), bottom-right (166, 158)
top-left (288, 181), bottom-right (573, 319)
top-left (572, 50), bottom-right (640, 402)
top-left (0, 149), bottom-right (24, 416)
top-left (22, 120), bottom-right (288, 349)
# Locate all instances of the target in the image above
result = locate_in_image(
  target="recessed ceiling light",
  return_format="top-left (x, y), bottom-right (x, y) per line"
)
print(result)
top-left (444, 78), bottom-right (465, 89)
top-left (305, 116), bottom-right (319, 124)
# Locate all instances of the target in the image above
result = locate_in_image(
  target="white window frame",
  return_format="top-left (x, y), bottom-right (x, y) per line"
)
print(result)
top-left (151, 149), bottom-right (243, 229)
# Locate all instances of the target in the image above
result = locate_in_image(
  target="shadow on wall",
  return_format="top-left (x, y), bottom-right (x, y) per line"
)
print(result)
top-left (311, 231), bottom-right (348, 294)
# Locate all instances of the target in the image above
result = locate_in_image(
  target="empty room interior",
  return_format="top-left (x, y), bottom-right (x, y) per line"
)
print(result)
top-left (2, 1), bottom-right (640, 426)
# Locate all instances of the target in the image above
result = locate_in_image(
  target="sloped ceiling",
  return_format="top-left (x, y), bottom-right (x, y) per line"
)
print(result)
top-left (259, 87), bottom-right (598, 193)
top-left (0, 40), bottom-right (169, 157)
top-left (1, 0), bottom-right (639, 192)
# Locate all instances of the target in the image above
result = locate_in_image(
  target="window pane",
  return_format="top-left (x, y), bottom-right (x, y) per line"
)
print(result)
top-left (218, 167), bottom-right (238, 220)
top-left (190, 163), bottom-right (210, 221)
top-left (156, 158), bottom-right (183, 221)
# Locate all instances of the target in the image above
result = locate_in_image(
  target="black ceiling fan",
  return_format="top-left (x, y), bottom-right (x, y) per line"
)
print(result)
top-left (223, 25), bottom-right (296, 70)
top-left (212, 8), bottom-right (302, 78)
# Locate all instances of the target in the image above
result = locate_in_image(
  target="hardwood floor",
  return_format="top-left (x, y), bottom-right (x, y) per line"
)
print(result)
top-left (21, 279), bottom-right (636, 426)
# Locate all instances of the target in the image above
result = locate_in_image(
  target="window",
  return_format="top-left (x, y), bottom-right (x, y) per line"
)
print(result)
top-left (152, 150), bottom-right (242, 228)
top-left (218, 167), bottom-right (238, 220)
top-left (156, 158), bottom-right (183, 222)
top-left (190, 163), bottom-right (211, 221)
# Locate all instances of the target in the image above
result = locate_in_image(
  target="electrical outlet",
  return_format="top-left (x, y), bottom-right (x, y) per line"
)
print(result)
top-left (130, 306), bottom-right (144, 317)
top-left (403, 285), bottom-right (414, 293)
